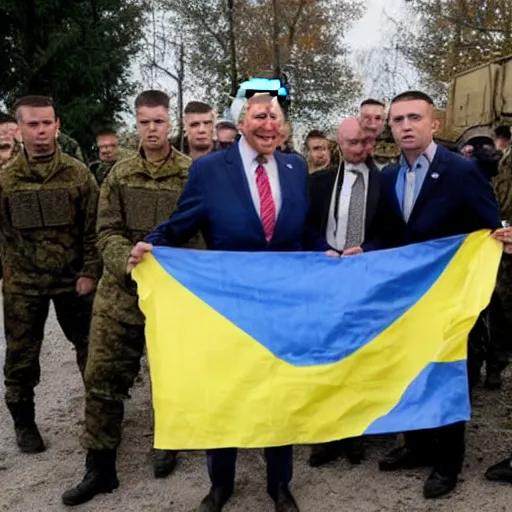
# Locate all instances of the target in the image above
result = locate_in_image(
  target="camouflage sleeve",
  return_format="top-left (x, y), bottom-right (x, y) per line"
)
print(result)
top-left (96, 170), bottom-right (133, 285)
top-left (75, 145), bottom-right (85, 163)
top-left (79, 172), bottom-right (102, 280)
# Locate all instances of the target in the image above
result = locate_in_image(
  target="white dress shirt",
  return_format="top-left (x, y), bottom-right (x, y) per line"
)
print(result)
top-left (326, 161), bottom-right (369, 251)
top-left (238, 136), bottom-right (282, 217)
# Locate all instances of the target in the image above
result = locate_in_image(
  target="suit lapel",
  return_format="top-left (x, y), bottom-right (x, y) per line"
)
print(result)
top-left (224, 143), bottom-right (264, 233)
top-left (274, 151), bottom-right (291, 236)
top-left (388, 166), bottom-right (403, 219)
top-left (408, 146), bottom-right (446, 222)
top-left (365, 159), bottom-right (380, 231)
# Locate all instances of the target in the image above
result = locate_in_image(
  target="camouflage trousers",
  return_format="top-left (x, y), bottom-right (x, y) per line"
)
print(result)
top-left (80, 313), bottom-right (145, 451)
top-left (3, 292), bottom-right (93, 405)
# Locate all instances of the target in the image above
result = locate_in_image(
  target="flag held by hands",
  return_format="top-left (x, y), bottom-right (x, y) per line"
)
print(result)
top-left (133, 231), bottom-right (501, 449)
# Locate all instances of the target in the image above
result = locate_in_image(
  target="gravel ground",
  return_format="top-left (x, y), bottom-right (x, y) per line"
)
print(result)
top-left (1, 299), bottom-right (512, 512)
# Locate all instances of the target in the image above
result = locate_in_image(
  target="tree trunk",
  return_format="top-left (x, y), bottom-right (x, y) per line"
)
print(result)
top-left (177, 42), bottom-right (185, 151)
top-left (227, 0), bottom-right (238, 98)
top-left (272, 0), bottom-right (281, 76)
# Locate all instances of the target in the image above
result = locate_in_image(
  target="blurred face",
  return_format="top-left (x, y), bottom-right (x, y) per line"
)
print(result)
top-left (338, 123), bottom-right (367, 164)
top-left (217, 127), bottom-right (237, 147)
top-left (7, 122), bottom-right (21, 142)
top-left (240, 99), bottom-right (282, 156)
top-left (496, 137), bottom-right (510, 151)
top-left (280, 123), bottom-right (291, 149)
top-left (360, 105), bottom-right (386, 136)
top-left (307, 137), bottom-right (330, 169)
top-left (0, 124), bottom-right (15, 163)
top-left (389, 99), bottom-right (434, 154)
top-left (364, 132), bottom-right (377, 157)
top-left (97, 134), bottom-right (118, 162)
top-left (185, 112), bottom-right (214, 150)
top-left (17, 106), bottom-right (59, 156)
top-left (136, 105), bottom-right (170, 151)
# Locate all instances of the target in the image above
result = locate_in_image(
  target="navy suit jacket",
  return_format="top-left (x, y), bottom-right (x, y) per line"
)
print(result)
top-left (363, 144), bottom-right (501, 250)
top-left (145, 142), bottom-right (327, 251)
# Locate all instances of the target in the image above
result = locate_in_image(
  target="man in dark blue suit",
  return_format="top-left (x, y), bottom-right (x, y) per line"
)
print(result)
top-left (357, 91), bottom-right (501, 499)
top-left (128, 94), bottom-right (327, 512)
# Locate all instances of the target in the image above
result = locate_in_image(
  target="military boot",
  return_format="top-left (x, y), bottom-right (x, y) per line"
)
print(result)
top-left (6, 401), bottom-right (46, 453)
top-left (484, 370), bottom-right (502, 390)
top-left (153, 449), bottom-right (177, 478)
top-left (61, 449), bottom-right (119, 506)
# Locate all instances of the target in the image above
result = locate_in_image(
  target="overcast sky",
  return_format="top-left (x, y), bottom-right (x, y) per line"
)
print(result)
top-left (346, 0), bottom-right (405, 48)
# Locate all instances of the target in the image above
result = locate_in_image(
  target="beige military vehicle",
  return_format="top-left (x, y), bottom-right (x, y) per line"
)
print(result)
top-left (435, 54), bottom-right (512, 149)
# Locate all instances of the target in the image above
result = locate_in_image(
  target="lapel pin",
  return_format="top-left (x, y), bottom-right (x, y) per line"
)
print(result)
top-left (431, 172), bottom-right (439, 179)
top-left (286, 163), bottom-right (293, 169)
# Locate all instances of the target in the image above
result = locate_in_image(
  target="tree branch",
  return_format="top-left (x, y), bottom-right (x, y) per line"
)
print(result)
top-left (148, 59), bottom-right (179, 82)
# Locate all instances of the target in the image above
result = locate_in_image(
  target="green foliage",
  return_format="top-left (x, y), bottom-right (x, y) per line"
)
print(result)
top-left (0, 0), bottom-right (147, 159)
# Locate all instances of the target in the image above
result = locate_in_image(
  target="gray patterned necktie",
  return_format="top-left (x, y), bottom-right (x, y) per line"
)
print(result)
top-left (345, 170), bottom-right (365, 248)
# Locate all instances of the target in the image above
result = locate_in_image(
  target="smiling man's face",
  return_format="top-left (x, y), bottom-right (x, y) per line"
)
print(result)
top-left (240, 97), bottom-right (283, 156)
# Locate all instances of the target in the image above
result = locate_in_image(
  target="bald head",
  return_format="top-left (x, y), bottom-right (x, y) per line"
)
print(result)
top-left (338, 118), bottom-right (367, 164)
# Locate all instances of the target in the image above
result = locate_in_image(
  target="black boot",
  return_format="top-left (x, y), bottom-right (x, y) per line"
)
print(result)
top-left (423, 469), bottom-right (458, 498)
top-left (344, 437), bottom-right (365, 465)
top-left (269, 484), bottom-right (300, 512)
top-left (308, 441), bottom-right (343, 467)
top-left (484, 370), bottom-right (502, 390)
top-left (485, 458), bottom-right (512, 483)
top-left (153, 449), bottom-right (177, 478)
top-left (6, 401), bottom-right (45, 453)
top-left (198, 486), bottom-right (233, 512)
top-left (61, 449), bottom-right (119, 506)
top-left (379, 446), bottom-right (433, 471)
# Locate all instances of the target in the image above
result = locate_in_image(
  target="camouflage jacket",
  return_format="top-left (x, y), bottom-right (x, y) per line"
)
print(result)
top-left (0, 147), bottom-right (101, 295)
top-left (58, 132), bottom-right (84, 162)
top-left (93, 148), bottom-right (137, 186)
top-left (492, 146), bottom-right (512, 222)
top-left (94, 146), bottom-right (192, 324)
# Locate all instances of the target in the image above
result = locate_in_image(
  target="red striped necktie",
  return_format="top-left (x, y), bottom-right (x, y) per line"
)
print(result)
top-left (255, 155), bottom-right (276, 241)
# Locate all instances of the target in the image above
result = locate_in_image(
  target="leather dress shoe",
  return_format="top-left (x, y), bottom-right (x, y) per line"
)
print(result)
top-left (309, 441), bottom-right (343, 467)
top-left (198, 486), bottom-right (233, 512)
top-left (423, 470), bottom-right (458, 498)
top-left (270, 485), bottom-right (299, 512)
top-left (485, 458), bottom-right (512, 484)
top-left (153, 449), bottom-right (177, 478)
top-left (379, 446), bottom-right (433, 471)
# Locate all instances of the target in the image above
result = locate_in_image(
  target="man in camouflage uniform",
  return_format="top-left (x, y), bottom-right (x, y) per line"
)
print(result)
top-left (57, 130), bottom-right (85, 162)
top-left (0, 112), bottom-right (22, 167)
top-left (90, 128), bottom-right (136, 185)
top-left (485, 145), bottom-right (512, 387)
top-left (0, 96), bottom-right (100, 454)
top-left (62, 90), bottom-right (194, 507)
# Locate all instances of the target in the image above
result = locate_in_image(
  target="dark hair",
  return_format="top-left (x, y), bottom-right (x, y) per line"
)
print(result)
top-left (305, 130), bottom-right (327, 144)
top-left (360, 98), bottom-right (385, 108)
top-left (96, 128), bottom-right (117, 138)
top-left (495, 125), bottom-right (511, 141)
top-left (391, 90), bottom-right (434, 106)
top-left (216, 120), bottom-right (237, 131)
top-left (184, 101), bottom-right (213, 115)
top-left (13, 95), bottom-right (55, 119)
top-left (0, 112), bottom-right (17, 125)
top-left (135, 90), bottom-right (170, 109)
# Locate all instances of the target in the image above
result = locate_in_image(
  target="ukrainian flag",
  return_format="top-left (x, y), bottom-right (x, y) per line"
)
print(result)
top-left (133, 231), bottom-right (501, 450)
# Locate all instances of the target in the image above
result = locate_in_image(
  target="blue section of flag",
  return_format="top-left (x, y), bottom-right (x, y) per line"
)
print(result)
top-left (364, 361), bottom-right (471, 434)
top-left (152, 235), bottom-right (466, 367)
